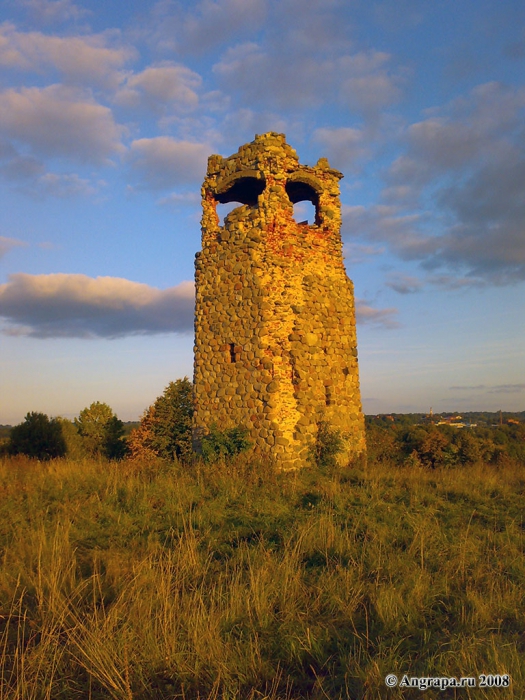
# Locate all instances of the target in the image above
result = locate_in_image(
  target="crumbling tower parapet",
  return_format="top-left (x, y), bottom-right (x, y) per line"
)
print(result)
top-left (193, 132), bottom-right (366, 468)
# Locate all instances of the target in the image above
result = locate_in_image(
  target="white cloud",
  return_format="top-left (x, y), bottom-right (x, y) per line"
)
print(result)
top-left (13, 0), bottom-right (88, 24)
top-left (35, 172), bottom-right (98, 198)
top-left (145, 0), bottom-right (267, 55)
top-left (338, 51), bottom-right (404, 116)
top-left (1, 153), bottom-right (45, 180)
top-left (312, 127), bottom-right (369, 170)
top-left (0, 136), bottom-right (99, 197)
top-left (406, 118), bottom-right (483, 172)
top-left (157, 191), bottom-right (200, 207)
top-left (449, 385), bottom-right (486, 391)
top-left (0, 273), bottom-right (195, 338)
top-left (275, 0), bottom-right (351, 53)
top-left (389, 82), bottom-right (525, 191)
top-left (116, 62), bottom-right (202, 113)
top-left (0, 236), bottom-right (27, 259)
top-left (434, 158), bottom-right (525, 282)
top-left (341, 204), bottom-right (437, 260)
top-left (214, 41), bottom-right (328, 109)
top-left (0, 85), bottom-right (126, 163)
top-left (219, 107), bottom-right (290, 143)
top-left (342, 242), bottom-right (385, 263)
top-left (427, 274), bottom-right (486, 290)
top-left (385, 273), bottom-right (423, 294)
top-left (0, 23), bottom-right (133, 88)
top-left (179, 0), bottom-right (268, 53)
top-left (450, 383), bottom-right (525, 395)
top-left (213, 41), bottom-right (404, 118)
top-left (128, 137), bottom-right (212, 189)
top-left (380, 185), bottom-right (417, 205)
top-left (356, 299), bottom-right (399, 328)
top-left (383, 82), bottom-right (525, 283)
top-left (488, 384), bottom-right (525, 394)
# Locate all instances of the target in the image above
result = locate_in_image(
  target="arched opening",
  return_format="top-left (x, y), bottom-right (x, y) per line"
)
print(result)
top-left (292, 200), bottom-right (317, 225)
top-left (216, 201), bottom-right (239, 226)
top-left (215, 175), bottom-right (266, 226)
top-left (215, 176), bottom-right (265, 206)
top-left (285, 180), bottom-right (320, 225)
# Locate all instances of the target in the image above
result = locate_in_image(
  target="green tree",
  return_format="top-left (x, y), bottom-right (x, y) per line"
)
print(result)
top-left (9, 412), bottom-right (66, 460)
top-left (75, 402), bottom-right (127, 459)
top-left (401, 426), bottom-right (453, 469)
top-left (454, 431), bottom-right (481, 466)
top-left (418, 429), bottom-right (451, 469)
top-left (56, 417), bottom-right (89, 459)
top-left (366, 423), bottom-right (404, 466)
top-left (129, 378), bottom-right (194, 461)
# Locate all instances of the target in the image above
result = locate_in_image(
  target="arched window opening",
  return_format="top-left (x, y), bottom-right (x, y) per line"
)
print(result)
top-left (285, 180), bottom-right (320, 225)
top-left (216, 201), bottom-right (239, 226)
top-left (215, 176), bottom-right (265, 226)
top-left (215, 177), bottom-right (265, 206)
top-left (292, 201), bottom-right (316, 225)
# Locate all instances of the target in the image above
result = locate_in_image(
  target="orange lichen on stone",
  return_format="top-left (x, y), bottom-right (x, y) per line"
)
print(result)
top-left (193, 132), bottom-right (366, 468)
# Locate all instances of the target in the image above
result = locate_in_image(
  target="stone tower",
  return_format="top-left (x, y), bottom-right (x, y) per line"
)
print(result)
top-left (193, 133), bottom-right (366, 468)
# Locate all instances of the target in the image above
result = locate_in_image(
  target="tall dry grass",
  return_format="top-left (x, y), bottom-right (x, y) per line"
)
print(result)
top-left (0, 455), bottom-right (523, 698)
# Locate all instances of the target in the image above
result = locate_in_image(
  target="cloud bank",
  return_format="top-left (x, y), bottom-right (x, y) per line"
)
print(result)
top-left (362, 82), bottom-right (525, 285)
top-left (450, 384), bottom-right (525, 395)
top-left (355, 299), bottom-right (399, 328)
top-left (128, 137), bottom-right (212, 189)
top-left (116, 63), bottom-right (202, 113)
top-left (0, 85), bottom-right (126, 163)
top-left (0, 22), bottom-right (133, 87)
top-left (0, 273), bottom-right (195, 338)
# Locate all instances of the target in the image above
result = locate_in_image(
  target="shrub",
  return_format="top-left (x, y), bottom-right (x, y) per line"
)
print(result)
top-left (200, 423), bottom-right (252, 463)
top-left (313, 420), bottom-right (345, 469)
top-left (9, 412), bottom-right (66, 460)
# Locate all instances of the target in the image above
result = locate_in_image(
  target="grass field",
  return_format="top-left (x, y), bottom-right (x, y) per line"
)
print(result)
top-left (0, 454), bottom-right (523, 699)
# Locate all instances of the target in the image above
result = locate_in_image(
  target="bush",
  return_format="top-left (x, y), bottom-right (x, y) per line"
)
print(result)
top-left (9, 412), bottom-right (66, 460)
top-left (313, 421), bottom-right (345, 469)
top-left (200, 423), bottom-right (252, 463)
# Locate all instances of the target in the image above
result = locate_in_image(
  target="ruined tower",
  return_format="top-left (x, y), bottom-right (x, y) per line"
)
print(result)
top-left (193, 133), bottom-right (366, 468)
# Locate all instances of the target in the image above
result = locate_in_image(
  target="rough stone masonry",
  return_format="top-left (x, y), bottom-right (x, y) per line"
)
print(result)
top-left (193, 133), bottom-right (366, 468)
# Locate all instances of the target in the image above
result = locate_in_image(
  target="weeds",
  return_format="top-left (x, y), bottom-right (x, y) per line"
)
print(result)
top-left (0, 455), bottom-right (523, 698)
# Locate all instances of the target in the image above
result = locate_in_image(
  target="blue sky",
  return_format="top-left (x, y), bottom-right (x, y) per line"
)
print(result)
top-left (0, 0), bottom-right (524, 424)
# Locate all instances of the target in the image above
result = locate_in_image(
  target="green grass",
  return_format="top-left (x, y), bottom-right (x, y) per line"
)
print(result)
top-left (0, 454), bottom-right (524, 698)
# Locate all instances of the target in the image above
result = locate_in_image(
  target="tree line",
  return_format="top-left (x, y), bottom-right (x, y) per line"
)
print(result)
top-left (366, 418), bottom-right (525, 469)
top-left (3, 378), bottom-right (524, 468)
top-left (4, 379), bottom-right (194, 462)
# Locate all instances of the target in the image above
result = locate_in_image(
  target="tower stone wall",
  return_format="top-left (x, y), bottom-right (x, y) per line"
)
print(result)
top-left (193, 133), bottom-right (366, 468)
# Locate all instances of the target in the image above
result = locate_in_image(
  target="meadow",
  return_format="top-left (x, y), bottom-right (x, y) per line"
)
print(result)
top-left (0, 453), bottom-right (523, 699)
